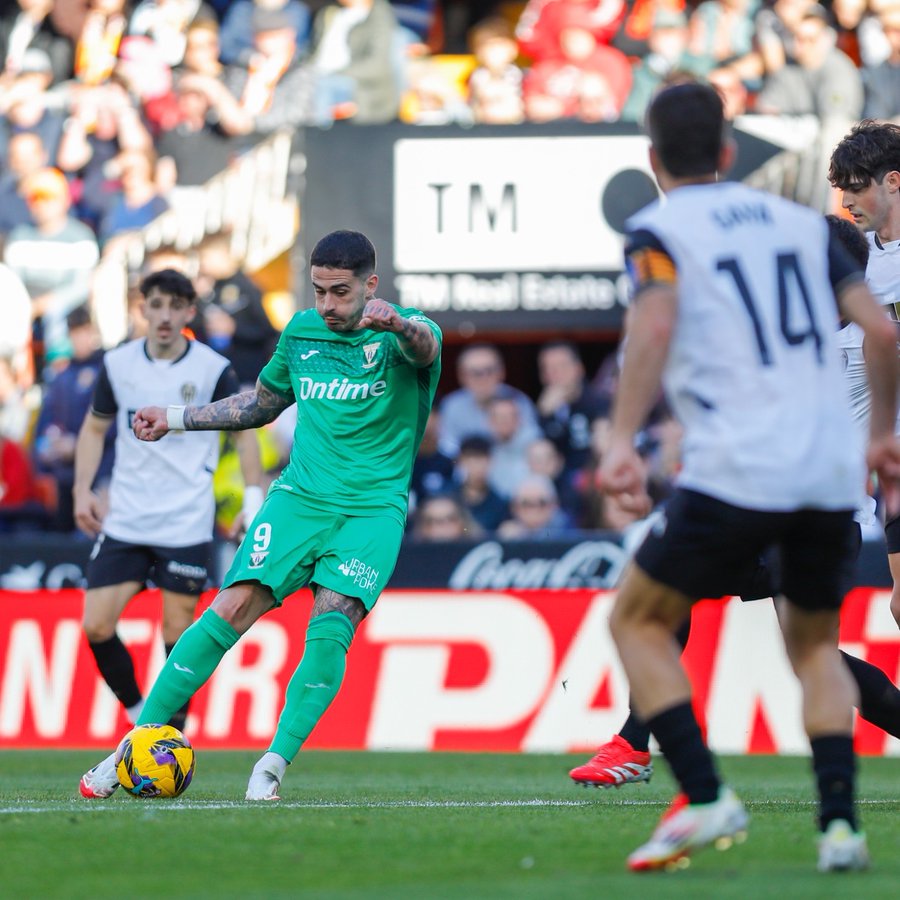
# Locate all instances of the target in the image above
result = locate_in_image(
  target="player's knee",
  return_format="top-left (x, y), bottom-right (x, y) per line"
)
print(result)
top-left (81, 614), bottom-right (116, 643)
top-left (210, 583), bottom-right (274, 634)
top-left (890, 589), bottom-right (900, 629)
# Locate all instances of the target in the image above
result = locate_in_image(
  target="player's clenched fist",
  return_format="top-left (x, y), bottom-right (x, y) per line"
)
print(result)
top-left (355, 298), bottom-right (402, 332)
top-left (132, 406), bottom-right (170, 441)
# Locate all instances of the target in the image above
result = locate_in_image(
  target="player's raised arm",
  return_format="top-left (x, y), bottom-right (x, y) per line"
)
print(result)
top-left (132, 381), bottom-right (293, 442)
top-left (356, 298), bottom-right (439, 367)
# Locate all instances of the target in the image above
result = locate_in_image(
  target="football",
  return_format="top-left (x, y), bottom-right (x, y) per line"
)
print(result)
top-left (115, 723), bottom-right (195, 798)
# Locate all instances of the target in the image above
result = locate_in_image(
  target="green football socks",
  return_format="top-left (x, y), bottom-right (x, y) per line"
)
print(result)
top-left (268, 611), bottom-right (355, 762)
top-left (137, 609), bottom-right (240, 727)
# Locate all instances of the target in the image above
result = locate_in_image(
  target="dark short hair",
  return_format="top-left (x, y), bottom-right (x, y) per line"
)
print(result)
top-left (829, 120), bottom-right (900, 190)
top-left (458, 434), bottom-right (493, 456)
top-left (139, 268), bottom-right (197, 303)
top-left (310, 230), bottom-right (376, 277)
top-left (66, 304), bottom-right (92, 331)
top-left (539, 340), bottom-right (581, 361)
top-left (825, 214), bottom-right (869, 268)
top-left (647, 82), bottom-right (726, 178)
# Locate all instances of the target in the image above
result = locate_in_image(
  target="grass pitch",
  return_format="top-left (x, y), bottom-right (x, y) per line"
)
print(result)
top-left (1, 751), bottom-right (897, 899)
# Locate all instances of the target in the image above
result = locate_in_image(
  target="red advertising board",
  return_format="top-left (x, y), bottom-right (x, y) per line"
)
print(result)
top-left (1, 588), bottom-right (898, 754)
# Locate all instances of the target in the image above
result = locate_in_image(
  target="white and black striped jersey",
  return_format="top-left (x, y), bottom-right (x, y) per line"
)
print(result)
top-left (836, 231), bottom-right (900, 429)
top-left (91, 339), bottom-right (240, 547)
top-left (625, 181), bottom-right (865, 513)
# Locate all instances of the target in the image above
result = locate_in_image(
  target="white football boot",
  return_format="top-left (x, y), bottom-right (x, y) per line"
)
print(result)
top-left (79, 752), bottom-right (119, 799)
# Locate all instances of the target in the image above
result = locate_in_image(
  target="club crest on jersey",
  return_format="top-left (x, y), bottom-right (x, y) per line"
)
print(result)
top-left (249, 550), bottom-right (269, 569)
top-left (362, 342), bottom-right (381, 370)
top-left (180, 383), bottom-right (198, 404)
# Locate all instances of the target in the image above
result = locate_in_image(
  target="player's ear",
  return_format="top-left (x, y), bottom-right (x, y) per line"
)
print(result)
top-left (884, 169), bottom-right (900, 193)
top-left (648, 145), bottom-right (661, 181)
top-left (365, 273), bottom-right (378, 297)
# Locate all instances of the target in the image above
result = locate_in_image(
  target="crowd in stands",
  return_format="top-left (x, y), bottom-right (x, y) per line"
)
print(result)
top-left (407, 340), bottom-right (680, 541)
top-left (0, 0), bottom-right (894, 540)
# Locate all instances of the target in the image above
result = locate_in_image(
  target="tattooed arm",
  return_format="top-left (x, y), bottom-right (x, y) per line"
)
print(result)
top-left (355, 298), bottom-right (439, 367)
top-left (132, 381), bottom-right (293, 442)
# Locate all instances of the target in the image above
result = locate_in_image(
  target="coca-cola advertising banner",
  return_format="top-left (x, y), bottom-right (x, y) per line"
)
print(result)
top-left (0, 535), bottom-right (892, 591)
top-left (2, 588), bottom-right (898, 755)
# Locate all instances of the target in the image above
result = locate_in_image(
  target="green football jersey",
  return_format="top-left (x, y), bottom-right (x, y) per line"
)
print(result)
top-left (259, 305), bottom-right (442, 523)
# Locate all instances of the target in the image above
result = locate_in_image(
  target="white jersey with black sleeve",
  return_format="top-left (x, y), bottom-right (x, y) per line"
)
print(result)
top-left (91, 338), bottom-right (241, 547)
top-left (625, 181), bottom-right (866, 513)
top-left (835, 231), bottom-right (900, 429)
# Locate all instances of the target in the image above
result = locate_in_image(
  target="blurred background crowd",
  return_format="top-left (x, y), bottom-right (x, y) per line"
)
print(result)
top-left (0, 0), bottom-right (895, 542)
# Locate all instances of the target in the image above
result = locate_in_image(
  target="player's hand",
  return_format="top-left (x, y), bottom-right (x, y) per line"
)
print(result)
top-left (868, 434), bottom-right (900, 518)
top-left (597, 438), bottom-right (652, 517)
top-left (132, 406), bottom-right (170, 441)
top-left (355, 298), bottom-right (402, 333)
top-left (73, 488), bottom-right (104, 539)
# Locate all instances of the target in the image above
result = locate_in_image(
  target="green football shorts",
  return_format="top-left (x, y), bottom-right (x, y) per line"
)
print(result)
top-left (222, 486), bottom-right (405, 609)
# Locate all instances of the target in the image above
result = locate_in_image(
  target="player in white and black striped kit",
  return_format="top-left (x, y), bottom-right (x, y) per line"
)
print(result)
top-left (73, 269), bottom-right (263, 732)
top-left (830, 121), bottom-right (900, 630)
top-left (601, 84), bottom-right (900, 873)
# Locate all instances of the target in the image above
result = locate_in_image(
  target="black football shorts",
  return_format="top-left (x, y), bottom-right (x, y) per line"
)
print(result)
top-left (635, 489), bottom-right (857, 611)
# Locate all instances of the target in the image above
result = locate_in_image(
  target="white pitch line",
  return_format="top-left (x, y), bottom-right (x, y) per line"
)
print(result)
top-left (0, 797), bottom-right (896, 816)
top-left (0, 798), bottom-right (596, 815)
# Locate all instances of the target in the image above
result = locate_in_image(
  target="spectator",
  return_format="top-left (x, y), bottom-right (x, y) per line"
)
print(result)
top-left (467, 15), bottom-right (524, 124)
top-left (612, 0), bottom-right (688, 59)
top-left (306, 0), bottom-right (403, 125)
top-left (833, 0), bottom-right (890, 68)
top-left (176, 17), bottom-right (223, 78)
top-left (0, 262), bottom-right (33, 381)
top-left (3, 167), bottom-right (100, 374)
top-left (621, 8), bottom-right (697, 123)
top-left (219, 0), bottom-right (311, 66)
top-left (438, 343), bottom-right (539, 457)
top-left (128, 0), bottom-right (218, 67)
top-left (685, 0), bottom-right (757, 74)
top-left (73, 0), bottom-right (130, 86)
top-left (0, 131), bottom-right (47, 237)
top-left (154, 72), bottom-right (246, 200)
top-left (56, 80), bottom-right (155, 233)
top-left (497, 473), bottom-right (574, 539)
top-left (0, 0), bottom-right (75, 86)
top-left (516, 0), bottom-right (626, 64)
top-left (707, 64), bottom-right (750, 118)
top-left (0, 432), bottom-right (46, 533)
top-left (112, 34), bottom-right (180, 133)
top-left (99, 148), bottom-right (169, 248)
top-left (755, 5), bottom-right (864, 119)
top-left (485, 394), bottom-right (533, 499)
top-left (525, 434), bottom-right (580, 518)
top-left (863, 4), bottom-right (900, 120)
top-left (221, 6), bottom-right (316, 134)
top-left (33, 305), bottom-right (114, 532)
top-left (0, 49), bottom-right (66, 172)
top-left (0, 354), bottom-right (34, 443)
top-left (454, 434), bottom-right (509, 533)
top-left (400, 56), bottom-right (473, 124)
top-left (410, 408), bottom-right (455, 509)
top-left (721, 0), bottom-right (816, 86)
top-left (412, 492), bottom-right (481, 541)
top-left (521, 13), bottom-right (633, 122)
top-left (195, 230), bottom-right (280, 388)
top-left (536, 340), bottom-right (608, 479)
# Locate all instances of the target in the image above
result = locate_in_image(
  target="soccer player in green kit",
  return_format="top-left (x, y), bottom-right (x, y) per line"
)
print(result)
top-left (79, 230), bottom-right (442, 801)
